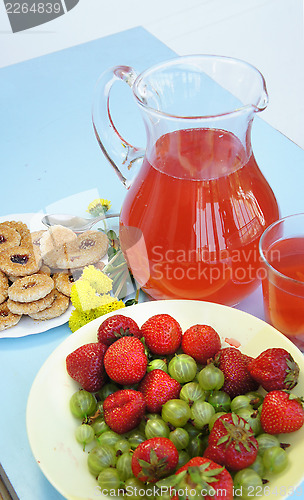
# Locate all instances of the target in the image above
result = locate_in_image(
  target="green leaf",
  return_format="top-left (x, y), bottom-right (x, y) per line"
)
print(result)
top-left (203, 466), bottom-right (224, 477)
top-left (188, 467), bottom-right (203, 484)
top-left (217, 435), bottom-right (229, 446)
top-left (150, 448), bottom-right (160, 466)
top-left (137, 458), bottom-right (152, 468)
top-left (156, 470), bottom-right (187, 488)
top-left (125, 298), bottom-right (138, 307)
top-left (198, 462), bottom-right (210, 472)
top-left (231, 413), bottom-right (239, 426)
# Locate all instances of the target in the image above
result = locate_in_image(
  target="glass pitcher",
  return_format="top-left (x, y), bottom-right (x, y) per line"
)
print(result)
top-left (92, 55), bottom-right (279, 305)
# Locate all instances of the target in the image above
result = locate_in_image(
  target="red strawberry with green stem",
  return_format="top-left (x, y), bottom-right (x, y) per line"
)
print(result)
top-left (158, 456), bottom-right (233, 500)
top-left (182, 324), bottom-right (221, 365)
top-left (131, 437), bottom-right (179, 482)
top-left (204, 413), bottom-right (258, 471)
top-left (247, 348), bottom-right (299, 392)
top-left (214, 347), bottom-right (259, 398)
top-left (140, 314), bottom-right (182, 355)
top-left (104, 336), bottom-right (147, 385)
top-left (260, 390), bottom-right (304, 434)
top-left (139, 369), bottom-right (181, 413)
top-left (66, 342), bottom-right (107, 392)
top-left (97, 314), bottom-right (141, 345)
top-left (103, 389), bottom-right (146, 434)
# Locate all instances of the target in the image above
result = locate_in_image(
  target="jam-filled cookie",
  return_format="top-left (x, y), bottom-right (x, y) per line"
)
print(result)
top-left (0, 245), bottom-right (42, 277)
top-left (52, 272), bottom-right (74, 297)
top-left (7, 289), bottom-right (55, 315)
top-left (2, 221), bottom-right (32, 246)
top-left (31, 230), bottom-right (46, 252)
top-left (8, 274), bottom-right (55, 303)
top-left (0, 271), bottom-right (9, 304)
top-left (0, 301), bottom-right (22, 331)
top-left (39, 225), bottom-right (77, 258)
top-left (43, 231), bottom-right (108, 269)
top-left (0, 225), bottom-right (21, 252)
top-left (29, 290), bottom-right (69, 320)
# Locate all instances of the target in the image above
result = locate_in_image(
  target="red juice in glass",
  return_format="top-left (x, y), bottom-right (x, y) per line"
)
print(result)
top-left (261, 235), bottom-right (304, 350)
top-left (120, 128), bottom-right (279, 305)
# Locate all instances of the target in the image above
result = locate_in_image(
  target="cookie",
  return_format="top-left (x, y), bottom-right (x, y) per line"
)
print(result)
top-left (43, 231), bottom-right (108, 269)
top-left (0, 271), bottom-right (9, 304)
top-left (38, 265), bottom-right (51, 276)
top-left (0, 302), bottom-right (22, 331)
top-left (39, 225), bottom-right (77, 257)
top-left (52, 272), bottom-right (74, 297)
top-left (0, 245), bottom-right (42, 277)
top-left (8, 274), bottom-right (55, 303)
top-left (0, 225), bottom-right (22, 252)
top-left (2, 221), bottom-right (32, 246)
top-left (31, 230), bottom-right (47, 251)
top-left (29, 291), bottom-right (69, 320)
top-left (7, 289), bottom-right (55, 315)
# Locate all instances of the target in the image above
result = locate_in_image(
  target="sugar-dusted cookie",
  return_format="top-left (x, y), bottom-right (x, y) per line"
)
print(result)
top-left (0, 271), bottom-right (9, 304)
top-left (38, 265), bottom-right (51, 276)
top-left (39, 225), bottom-right (77, 256)
top-left (52, 271), bottom-right (74, 297)
top-left (2, 221), bottom-right (32, 246)
top-left (0, 245), bottom-right (42, 277)
top-left (7, 289), bottom-right (55, 315)
top-left (43, 231), bottom-right (108, 269)
top-left (0, 225), bottom-right (21, 252)
top-left (0, 301), bottom-right (22, 331)
top-left (29, 291), bottom-right (69, 320)
top-left (31, 230), bottom-right (47, 252)
top-left (8, 273), bottom-right (55, 303)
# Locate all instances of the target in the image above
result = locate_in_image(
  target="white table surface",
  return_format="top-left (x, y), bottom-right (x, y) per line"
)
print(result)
top-left (0, 0), bottom-right (303, 149)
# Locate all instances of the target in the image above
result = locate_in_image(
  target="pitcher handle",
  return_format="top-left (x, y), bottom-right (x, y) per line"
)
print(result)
top-left (92, 65), bottom-right (145, 189)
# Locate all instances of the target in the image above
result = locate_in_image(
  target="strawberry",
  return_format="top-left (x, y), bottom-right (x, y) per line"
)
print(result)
top-left (214, 347), bottom-right (259, 398)
top-left (182, 324), bottom-right (221, 364)
top-left (165, 456), bottom-right (233, 500)
top-left (260, 390), bottom-right (304, 434)
top-left (138, 369), bottom-right (181, 413)
top-left (97, 314), bottom-right (141, 345)
top-left (140, 314), bottom-right (182, 355)
top-left (104, 336), bottom-right (147, 385)
top-left (131, 437), bottom-right (179, 482)
top-left (66, 342), bottom-right (107, 392)
top-left (103, 389), bottom-right (146, 434)
top-left (247, 348), bottom-right (299, 392)
top-left (204, 413), bottom-right (258, 471)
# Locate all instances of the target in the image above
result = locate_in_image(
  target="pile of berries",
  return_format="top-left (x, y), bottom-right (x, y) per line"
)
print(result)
top-left (65, 313), bottom-right (304, 500)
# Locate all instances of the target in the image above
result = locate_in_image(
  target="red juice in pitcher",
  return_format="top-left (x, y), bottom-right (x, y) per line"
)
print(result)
top-left (120, 128), bottom-right (279, 305)
top-left (262, 237), bottom-right (304, 348)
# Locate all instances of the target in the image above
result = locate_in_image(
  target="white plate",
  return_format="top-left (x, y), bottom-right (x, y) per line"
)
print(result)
top-left (0, 213), bottom-right (72, 338)
top-left (26, 300), bottom-right (304, 500)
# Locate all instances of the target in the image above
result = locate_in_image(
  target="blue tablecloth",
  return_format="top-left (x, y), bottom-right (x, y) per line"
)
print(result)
top-left (0, 26), bottom-right (303, 500)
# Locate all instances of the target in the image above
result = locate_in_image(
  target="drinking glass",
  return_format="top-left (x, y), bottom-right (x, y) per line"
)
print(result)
top-left (259, 213), bottom-right (304, 350)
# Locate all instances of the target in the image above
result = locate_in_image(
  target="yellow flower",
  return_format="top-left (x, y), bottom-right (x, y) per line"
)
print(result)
top-left (69, 308), bottom-right (93, 332)
top-left (87, 198), bottom-right (111, 217)
top-left (81, 265), bottom-right (113, 294)
top-left (70, 279), bottom-right (104, 312)
top-left (69, 300), bottom-right (125, 332)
